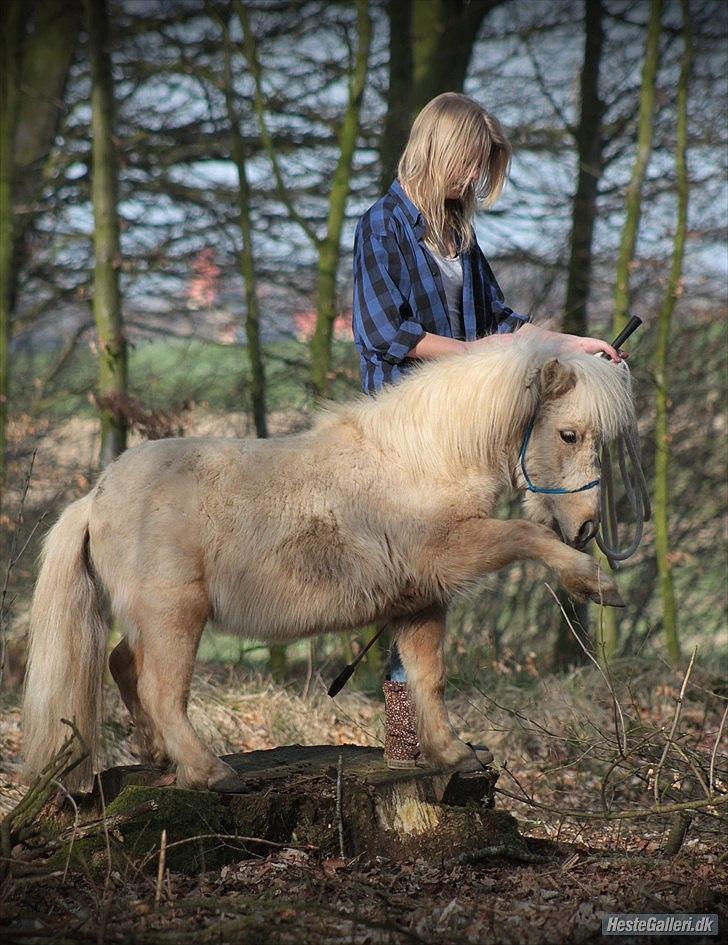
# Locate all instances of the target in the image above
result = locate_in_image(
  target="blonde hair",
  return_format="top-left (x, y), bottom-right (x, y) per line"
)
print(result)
top-left (397, 93), bottom-right (512, 256)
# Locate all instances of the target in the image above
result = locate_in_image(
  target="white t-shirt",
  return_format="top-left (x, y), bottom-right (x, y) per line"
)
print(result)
top-left (430, 249), bottom-right (464, 338)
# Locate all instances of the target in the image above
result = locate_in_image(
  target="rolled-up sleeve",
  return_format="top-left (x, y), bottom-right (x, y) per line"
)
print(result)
top-left (353, 224), bottom-right (425, 365)
top-left (495, 304), bottom-right (530, 335)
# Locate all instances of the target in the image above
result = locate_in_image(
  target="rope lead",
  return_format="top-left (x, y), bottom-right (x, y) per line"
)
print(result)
top-left (595, 366), bottom-right (651, 570)
top-left (596, 429), bottom-right (651, 569)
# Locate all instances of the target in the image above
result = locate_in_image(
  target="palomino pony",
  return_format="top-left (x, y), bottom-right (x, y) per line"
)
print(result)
top-left (23, 337), bottom-right (633, 792)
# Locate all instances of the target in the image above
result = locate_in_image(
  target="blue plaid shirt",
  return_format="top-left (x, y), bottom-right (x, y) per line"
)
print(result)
top-left (352, 180), bottom-right (528, 393)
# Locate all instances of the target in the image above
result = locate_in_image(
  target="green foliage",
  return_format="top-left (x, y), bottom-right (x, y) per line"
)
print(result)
top-left (12, 337), bottom-right (360, 421)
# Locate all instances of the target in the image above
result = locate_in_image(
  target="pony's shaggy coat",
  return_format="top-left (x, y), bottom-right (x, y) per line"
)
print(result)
top-left (24, 337), bottom-right (635, 790)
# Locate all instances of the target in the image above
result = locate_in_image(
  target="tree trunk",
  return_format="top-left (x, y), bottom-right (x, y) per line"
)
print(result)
top-left (0, 0), bottom-right (24, 513)
top-left (554, 1), bottom-right (607, 670)
top-left (563, 0), bottom-right (605, 336)
top-left (379, 0), bottom-right (413, 193)
top-left (219, 13), bottom-right (267, 439)
top-left (0, 1), bottom-right (81, 508)
top-left (85, 0), bottom-right (127, 467)
top-left (238, 0), bottom-right (371, 402)
top-left (13, 1), bottom-right (82, 255)
top-left (654, 0), bottom-right (690, 667)
top-left (379, 0), bottom-right (499, 194)
top-left (268, 644), bottom-right (288, 683)
top-left (83, 746), bottom-right (509, 873)
top-left (600, 0), bottom-right (661, 661)
top-left (611, 0), bottom-right (662, 335)
top-left (410, 0), bottom-right (500, 115)
top-left (310, 0), bottom-right (372, 399)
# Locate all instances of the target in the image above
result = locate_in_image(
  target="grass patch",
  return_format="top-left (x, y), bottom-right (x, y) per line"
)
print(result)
top-left (13, 336), bottom-right (361, 421)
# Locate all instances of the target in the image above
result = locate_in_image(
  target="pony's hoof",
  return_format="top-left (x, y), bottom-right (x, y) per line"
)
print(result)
top-left (454, 743), bottom-right (494, 772)
top-left (589, 585), bottom-right (624, 608)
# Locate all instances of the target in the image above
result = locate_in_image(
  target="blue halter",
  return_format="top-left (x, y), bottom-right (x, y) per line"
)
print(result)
top-left (519, 412), bottom-right (601, 495)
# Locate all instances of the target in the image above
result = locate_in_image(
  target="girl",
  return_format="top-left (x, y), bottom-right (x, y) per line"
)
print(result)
top-left (352, 92), bottom-right (620, 768)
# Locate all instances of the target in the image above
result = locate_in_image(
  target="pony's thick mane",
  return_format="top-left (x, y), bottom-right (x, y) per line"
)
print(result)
top-left (319, 333), bottom-right (635, 476)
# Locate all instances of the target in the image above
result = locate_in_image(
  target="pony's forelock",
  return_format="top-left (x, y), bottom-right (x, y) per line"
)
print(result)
top-left (556, 348), bottom-right (635, 441)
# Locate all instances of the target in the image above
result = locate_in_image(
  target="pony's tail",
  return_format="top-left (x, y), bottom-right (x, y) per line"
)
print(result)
top-left (23, 493), bottom-right (107, 790)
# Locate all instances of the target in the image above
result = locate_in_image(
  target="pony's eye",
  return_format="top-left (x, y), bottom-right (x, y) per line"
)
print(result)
top-left (560, 430), bottom-right (577, 444)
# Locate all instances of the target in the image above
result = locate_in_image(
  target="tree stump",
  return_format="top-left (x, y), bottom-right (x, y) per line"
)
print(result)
top-left (56, 745), bottom-right (527, 873)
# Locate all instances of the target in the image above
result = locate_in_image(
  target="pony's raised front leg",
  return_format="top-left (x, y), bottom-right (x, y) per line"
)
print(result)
top-left (132, 584), bottom-right (243, 792)
top-left (427, 518), bottom-right (623, 606)
top-left (393, 607), bottom-right (489, 771)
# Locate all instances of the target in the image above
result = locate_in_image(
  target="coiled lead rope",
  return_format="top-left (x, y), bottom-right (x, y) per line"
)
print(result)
top-left (593, 326), bottom-right (651, 569)
top-left (596, 418), bottom-right (651, 569)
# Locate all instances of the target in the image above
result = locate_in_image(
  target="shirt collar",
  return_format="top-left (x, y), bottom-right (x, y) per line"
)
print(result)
top-left (389, 180), bottom-right (426, 239)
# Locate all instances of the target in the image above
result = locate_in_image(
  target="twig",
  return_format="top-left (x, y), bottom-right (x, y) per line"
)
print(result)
top-left (544, 582), bottom-right (627, 754)
top-left (35, 320), bottom-right (92, 396)
top-left (234, 0), bottom-right (321, 248)
top-left (155, 829), bottom-right (167, 905)
top-left (521, 33), bottom-right (575, 136)
top-left (500, 759), bottom-right (534, 808)
top-left (670, 740), bottom-right (710, 800)
top-left (336, 752), bottom-right (345, 859)
top-left (710, 702), bottom-right (728, 795)
top-left (11, 800), bottom-right (159, 863)
top-left (302, 639), bottom-right (314, 701)
top-left (0, 721), bottom-right (88, 884)
top-left (452, 682), bottom-right (565, 742)
top-left (599, 733), bottom-right (656, 815)
top-left (496, 785), bottom-right (728, 821)
top-left (315, 684), bottom-right (382, 746)
top-left (137, 832), bottom-right (317, 873)
top-left (0, 869), bottom-right (65, 888)
top-left (95, 772), bottom-right (113, 945)
top-left (601, 634), bottom-right (628, 759)
top-left (654, 646), bottom-right (697, 804)
top-left (7, 512), bottom-right (47, 573)
top-left (51, 780), bottom-right (79, 882)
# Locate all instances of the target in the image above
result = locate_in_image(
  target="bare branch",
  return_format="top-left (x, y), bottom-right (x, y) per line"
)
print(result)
top-left (234, 0), bottom-right (322, 248)
top-left (653, 646), bottom-right (697, 804)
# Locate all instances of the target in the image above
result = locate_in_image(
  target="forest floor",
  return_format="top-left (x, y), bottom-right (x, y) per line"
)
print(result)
top-left (1, 665), bottom-right (726, 944)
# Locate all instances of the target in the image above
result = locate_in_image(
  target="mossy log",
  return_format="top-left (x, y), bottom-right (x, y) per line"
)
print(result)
top-left (50, 745), bottom-right (526, 874)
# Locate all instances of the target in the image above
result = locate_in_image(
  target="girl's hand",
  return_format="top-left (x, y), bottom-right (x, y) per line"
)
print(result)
top-left (559, 333), bottom-right (623, 363)
top-left (518, 324), bottom-right (624, 363)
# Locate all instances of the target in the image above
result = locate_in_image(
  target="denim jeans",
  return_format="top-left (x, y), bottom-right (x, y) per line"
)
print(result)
top-left (388, 641), bottom-right (407, 682)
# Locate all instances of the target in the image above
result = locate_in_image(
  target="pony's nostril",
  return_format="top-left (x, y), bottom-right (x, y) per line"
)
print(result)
top-left (576, 520), bottom-right (597, 546)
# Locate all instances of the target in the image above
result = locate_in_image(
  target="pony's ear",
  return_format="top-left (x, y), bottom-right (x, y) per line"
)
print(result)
top-left (539, 358), bottom-right (576, 402)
